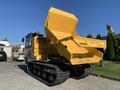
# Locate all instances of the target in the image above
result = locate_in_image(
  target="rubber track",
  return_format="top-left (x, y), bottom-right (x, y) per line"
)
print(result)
top-left (27, 61), bottom-right (70, 86)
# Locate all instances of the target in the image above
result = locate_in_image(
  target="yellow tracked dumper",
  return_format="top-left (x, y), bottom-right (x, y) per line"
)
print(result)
top-left (22, 7), bottom-right (106, 86)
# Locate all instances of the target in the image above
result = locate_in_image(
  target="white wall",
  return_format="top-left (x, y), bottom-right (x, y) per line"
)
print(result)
top-left (3, 47), bottom-right (12, 59)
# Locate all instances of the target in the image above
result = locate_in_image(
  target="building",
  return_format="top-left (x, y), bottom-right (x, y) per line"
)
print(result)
top-left (0, 40), bottom-right (12, 61)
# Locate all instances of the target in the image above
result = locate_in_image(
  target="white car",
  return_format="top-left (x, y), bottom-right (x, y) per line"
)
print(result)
top-left (17, 53), bottom-right (25, 61)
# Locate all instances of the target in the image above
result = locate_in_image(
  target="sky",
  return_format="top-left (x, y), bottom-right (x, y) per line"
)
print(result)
top-left (0, 0), bottom-right (120, 44)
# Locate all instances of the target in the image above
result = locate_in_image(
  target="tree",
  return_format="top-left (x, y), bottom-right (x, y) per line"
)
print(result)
top-left (87, 34), bottom-right (93, 38)
top-left (96, 34), bottom-right (102, 40)
top-left (114, 35), bottom-right (120, 61)
top-left (96, 34), bottom-right (104, 66)
top-left (106, 25), bottom-right (115, 60)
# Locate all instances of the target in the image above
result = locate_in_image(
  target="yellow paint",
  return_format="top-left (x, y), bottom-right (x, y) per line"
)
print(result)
top-left (45, 7), bottom-right (106, 65)
top-left (33, 36), bottom-right (47, 60)
top-left (33, 36), bottom-right (40, 60)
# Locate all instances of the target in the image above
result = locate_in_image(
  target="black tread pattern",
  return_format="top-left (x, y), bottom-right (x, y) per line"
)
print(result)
top-left (27, 61), bottom-right (70, 86)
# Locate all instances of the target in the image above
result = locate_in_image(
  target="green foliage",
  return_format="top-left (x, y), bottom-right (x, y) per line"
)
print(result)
top-left (106, 25), bottom-right (115, 60)
top-left (87, 34), bottom-right (93, 38)
top-left (96, 33), bottom-right (104, 55)
top-left (96, 34), bottom-right (102, 40)
top-left (91, 60), bottom-right (120, 79)
top-left (114, 35), bottom-right (120, 61)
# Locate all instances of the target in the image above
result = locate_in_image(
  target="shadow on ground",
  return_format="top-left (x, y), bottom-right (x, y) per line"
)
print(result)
top-left (17, 64), bottom-right (28, 74)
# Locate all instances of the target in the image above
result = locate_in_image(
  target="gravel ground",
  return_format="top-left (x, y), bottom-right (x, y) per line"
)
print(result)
top-left (0, 61), bottom-right (120, 90)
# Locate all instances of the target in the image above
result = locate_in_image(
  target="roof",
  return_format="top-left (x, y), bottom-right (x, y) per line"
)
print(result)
top-left (0, 41), bottom-right (10, 46)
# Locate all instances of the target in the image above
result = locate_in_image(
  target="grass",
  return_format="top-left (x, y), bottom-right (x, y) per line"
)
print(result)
top-left (91, 60), bottom-right (120, 79)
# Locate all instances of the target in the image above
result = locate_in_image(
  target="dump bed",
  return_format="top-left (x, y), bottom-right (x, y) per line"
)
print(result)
top-left (45, 7), bottom-right (106, 65)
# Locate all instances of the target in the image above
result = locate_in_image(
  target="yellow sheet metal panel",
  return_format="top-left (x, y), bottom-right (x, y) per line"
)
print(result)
top-left (49, 7), bottom-right (78, 20)
top-left (33, 36), bottom-right (47, 60)
top-left (61, 39), bottom-right (89, 54)
top-left (46, 28), bottom-right (71, 41)
top-left (33, 36), bottom-right (40, 57)
top-left (73, 35), bottom-right (106, 48)
top-left (45, 7), bottom-right (78, 34)
top-left (54, 42), bottom-right (72, 61)
top-left (70, 48), bottom-right (103, 65)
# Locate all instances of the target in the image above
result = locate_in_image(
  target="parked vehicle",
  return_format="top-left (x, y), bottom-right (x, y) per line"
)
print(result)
top-left (17, 53), bottom-right (25, 61)
top-left (0, 51), bottom-right (7, 61)
top-left (12, 45), bottom-right (25, 61)
top-left (13, 52), bottom-right (25, 61)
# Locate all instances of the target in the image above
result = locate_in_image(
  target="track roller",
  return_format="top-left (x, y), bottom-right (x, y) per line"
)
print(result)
top-left (27, 61), bottom-right (70, 86)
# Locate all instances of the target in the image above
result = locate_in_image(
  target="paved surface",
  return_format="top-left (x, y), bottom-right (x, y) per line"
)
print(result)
top-left (0, 61), bottom-right (120, 90)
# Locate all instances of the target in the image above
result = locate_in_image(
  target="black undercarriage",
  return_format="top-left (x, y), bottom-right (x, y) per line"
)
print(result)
top-left (27, 60), bottom-right (90, 86)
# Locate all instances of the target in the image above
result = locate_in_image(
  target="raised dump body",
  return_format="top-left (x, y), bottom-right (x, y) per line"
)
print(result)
top-left (45, 7), bottom-right (106, 65)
